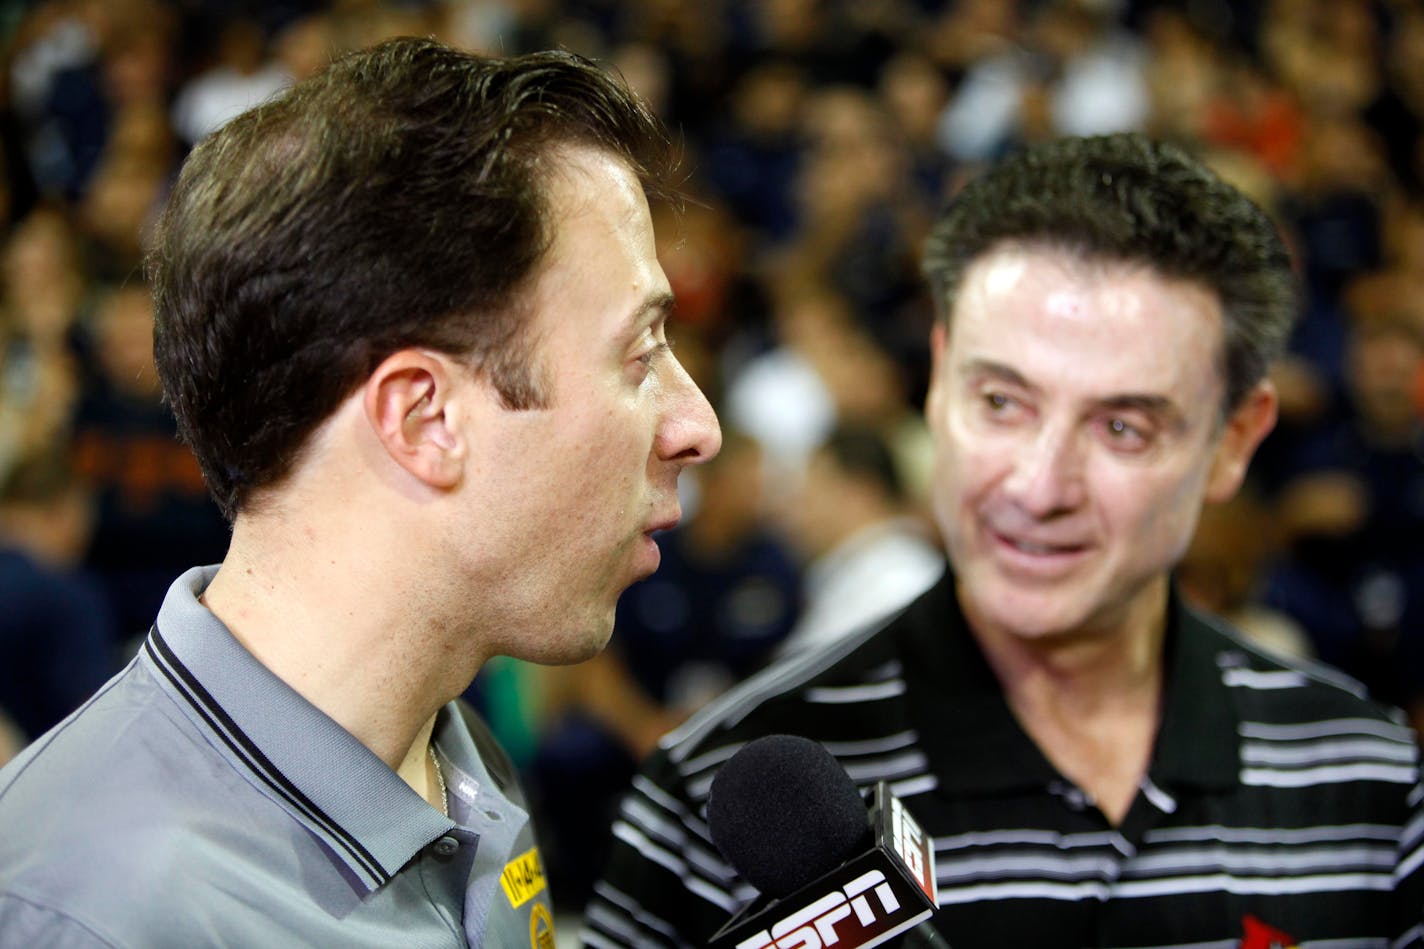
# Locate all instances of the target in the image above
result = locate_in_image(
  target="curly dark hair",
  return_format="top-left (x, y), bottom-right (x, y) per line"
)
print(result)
top-left (922, 133), bottom-right (1297, 412)
top-left (148, 37), bottom-right (677, 519)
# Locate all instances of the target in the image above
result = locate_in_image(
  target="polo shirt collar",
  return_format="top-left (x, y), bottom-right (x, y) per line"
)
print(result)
top-left (901, 573), bottom-right (1239, 796)
top-left (1150, 597), bottom-right (1240, 790)
top-left (145, 566), bottom-right (457, 893)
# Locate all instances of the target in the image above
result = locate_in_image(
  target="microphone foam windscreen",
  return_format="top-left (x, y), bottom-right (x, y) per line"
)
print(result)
top-left (707, 734), bottom-right (869, 899)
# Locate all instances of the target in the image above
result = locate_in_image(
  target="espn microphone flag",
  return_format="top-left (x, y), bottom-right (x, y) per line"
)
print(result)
top-left (708, 782), bottom-right (940, 949)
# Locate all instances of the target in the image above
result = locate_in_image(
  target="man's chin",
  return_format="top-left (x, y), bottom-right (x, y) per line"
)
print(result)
top-left (553, 625), bottom-right (615, 665)
top-left (508, 612), bottom-right (616, 666)
top-left (960, 577), bottom-right (1091, 642)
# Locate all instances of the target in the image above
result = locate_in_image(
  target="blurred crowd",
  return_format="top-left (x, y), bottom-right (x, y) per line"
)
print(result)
top-left (0, 0), bottom-right (1421, 915)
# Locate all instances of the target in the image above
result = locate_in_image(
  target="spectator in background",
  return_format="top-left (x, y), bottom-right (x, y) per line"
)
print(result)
top-left (938, 0), bottom-right (1149, 164)
top-left (78, 94), bottom-right (177, 280)
top-left (1140, 6), bottom-right (1222, 147)
top-left (1366, 3), bottom-right (1424, 194)
top-left (0, 207), bottom-right (82, 483)
top-left (783, 84), bottom-right (928, 330)
top-left (1032, 0), bottom-right (1150, 138)
top-left (1176, 485), bottom-right (1313, 660)
top-left (700, 59), bottom-right (806, 245)
top-left (777, 424), bottom-right (942, 657)
top-left (170, 18), bottom-right (291, 145)
top-left (877, 50), bottom-right (954, 209)
top-left (725, 280), bottom-right (928, 492)
top-left (14, 0), bottom-right (175, 202)
top-left (1198, 52), bottom-right (1304, 181)
top-left (71, 282), bottom-right (228, 643)
top-left (270, 12), bottom-right (336, 83)
top-left (0, 447), bottom-right (116, 746)
top-left (1266, 277), bottom-right (1424, 731)
top-left (2, 205), bottom-right (85, 355)
top-left (724, 285), bottom-right (848, 477)
top-left (7, 0), bottom-right (114, 199)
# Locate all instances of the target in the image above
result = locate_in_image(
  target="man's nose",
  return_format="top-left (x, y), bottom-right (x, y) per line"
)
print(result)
top-left (1002, 422), bottom-right (1086, 519)
top-left (656, 356), bottom-right (722, 466)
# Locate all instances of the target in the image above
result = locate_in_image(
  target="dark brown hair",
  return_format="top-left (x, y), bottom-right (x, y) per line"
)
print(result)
top-left (148, 37), bottom-right (677, 519)
top-left (922, 133), bottom-right (1297, 411)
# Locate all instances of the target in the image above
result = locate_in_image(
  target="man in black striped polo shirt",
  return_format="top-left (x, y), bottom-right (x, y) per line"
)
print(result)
top-left (584, 133), bottom-right (1424, 948)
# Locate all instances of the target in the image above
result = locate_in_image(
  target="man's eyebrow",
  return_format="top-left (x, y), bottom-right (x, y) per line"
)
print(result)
top-left (960, 358), bottom-right (1035, 392)
top-left (628, 291), bottom-right (676, 331)
top-left (1097, 394), bottom-right (1174, 414)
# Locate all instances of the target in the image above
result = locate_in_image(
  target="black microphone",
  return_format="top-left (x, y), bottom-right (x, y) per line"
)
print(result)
top-left (706, 734), bottom-right (951, 949)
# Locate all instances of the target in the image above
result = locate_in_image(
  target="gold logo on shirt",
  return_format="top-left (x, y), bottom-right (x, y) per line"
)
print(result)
top-left (530, 901), bottom-right (555, 949)
top-left (501, 847), bottom-right (547, 908)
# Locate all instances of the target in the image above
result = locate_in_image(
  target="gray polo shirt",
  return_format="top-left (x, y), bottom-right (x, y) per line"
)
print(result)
top-left (0, 566), bottom-right (558, 948)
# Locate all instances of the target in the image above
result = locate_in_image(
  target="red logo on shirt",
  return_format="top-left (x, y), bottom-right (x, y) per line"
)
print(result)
top-left (1241, 914), bottom-right (1298, 949)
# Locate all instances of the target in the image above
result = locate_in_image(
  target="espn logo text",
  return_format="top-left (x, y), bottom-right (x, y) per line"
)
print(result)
top-left (735, 869), bottom-right (904, 949)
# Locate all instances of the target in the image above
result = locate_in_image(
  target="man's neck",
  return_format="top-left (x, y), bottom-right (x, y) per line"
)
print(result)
top-left (965, 578), bottom-right (1171, 825)
top-left (201, 513), bottom-right (481, 793)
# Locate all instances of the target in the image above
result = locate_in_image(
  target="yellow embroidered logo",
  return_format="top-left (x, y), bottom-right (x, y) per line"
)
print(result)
top-left (529, 902), bottom-right (556, 949)
top-left (500, 847), bottom-right (547, 908)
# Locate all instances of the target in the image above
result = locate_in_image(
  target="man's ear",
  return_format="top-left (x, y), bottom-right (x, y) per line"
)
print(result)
top-left (1205, 379), bottom-right (1278, 504)
top-left (363, 350), bottom-right (465, 489)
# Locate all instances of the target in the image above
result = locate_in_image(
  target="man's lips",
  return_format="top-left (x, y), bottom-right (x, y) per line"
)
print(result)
top-left (644, 510), bottom-right (682, 535)
top-left (986, 528), bottom-right (1094, 574)
top-left (632, 512), bottom-right (680, 578)
top-left (994, 532), bottom-right (1089, 555)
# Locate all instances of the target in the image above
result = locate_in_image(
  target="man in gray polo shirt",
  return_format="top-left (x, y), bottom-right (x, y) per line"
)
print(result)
top-left (0, 37), bottom-right (719, 947)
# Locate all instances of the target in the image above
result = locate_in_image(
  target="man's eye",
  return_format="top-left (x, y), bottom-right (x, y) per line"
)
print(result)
top-left (632, 337), bottom-right (669, 370)
top-left (1101, 416), bottom-right (1150, 451)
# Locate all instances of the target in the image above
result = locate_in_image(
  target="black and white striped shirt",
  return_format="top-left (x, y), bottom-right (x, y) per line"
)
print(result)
top-left (583, 575), bottom-right (1424, 948)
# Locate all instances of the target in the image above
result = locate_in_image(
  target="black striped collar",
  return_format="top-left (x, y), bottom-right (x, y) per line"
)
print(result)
top-left (901, 573), bottom-right (1239, 796)
top-left (143, 566), bottom-right (456, 892)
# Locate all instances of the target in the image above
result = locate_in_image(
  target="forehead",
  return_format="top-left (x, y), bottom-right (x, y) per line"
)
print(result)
top-left (520, 145), bottom-right (666, 334)
top-left (947, 244), bottom-right (1227, 403)
top-left (541, 146), bottom-right (653, 258)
